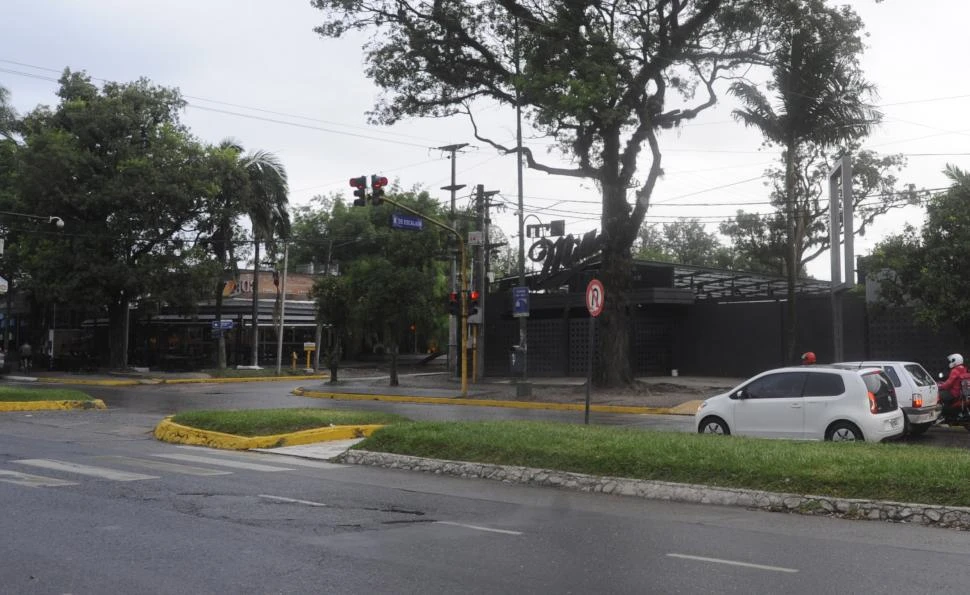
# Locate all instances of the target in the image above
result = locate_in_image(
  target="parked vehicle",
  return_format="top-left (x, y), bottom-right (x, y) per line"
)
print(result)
top-left (831, 361), bottom-right (940, 436)
top-left (696, 365), bottom-right (903, 442)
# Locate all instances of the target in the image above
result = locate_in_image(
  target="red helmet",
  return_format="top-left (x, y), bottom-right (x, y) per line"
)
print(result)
top-left (801, 351), bottom-right (817, 365)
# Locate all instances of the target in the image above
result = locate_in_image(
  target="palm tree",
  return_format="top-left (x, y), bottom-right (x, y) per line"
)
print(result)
top-left (0, 85), bottom-right (17, 140)
top-left (205, 140), bottom-right (290, 370)
top-left (729, 5), bottom-right (879, 362)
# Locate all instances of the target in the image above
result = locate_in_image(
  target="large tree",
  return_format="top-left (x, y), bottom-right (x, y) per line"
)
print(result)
top-left (728, 0), bottom-right (879, 362)
top-left (868, 166), bottom-right (970, 342)
top-left (0, 84), bottom-right (17, 141)
top-left (313, 0), bottom-right (777, 385)
top-left (16, 71), bottom-right (215, 368)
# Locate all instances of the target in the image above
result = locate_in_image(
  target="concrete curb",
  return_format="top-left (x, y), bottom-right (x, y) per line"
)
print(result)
top-left (337, 450), bottom-right (970, 531)
top-left (294, 387), bottom-right (701, 416)
top-left (30, 374), bottom-right (329, 387)
top-left (152, 417), bottom-right (384, 450)
top-left (0, 399), bottom-right (107, 412)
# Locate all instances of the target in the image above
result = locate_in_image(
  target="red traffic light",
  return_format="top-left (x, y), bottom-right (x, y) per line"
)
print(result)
top-left (469, 290), bottom-right (480, 301)
top-left (371, 175), bottom-right (388, 189)
top-left (349, 176), bottom-right (367, 188)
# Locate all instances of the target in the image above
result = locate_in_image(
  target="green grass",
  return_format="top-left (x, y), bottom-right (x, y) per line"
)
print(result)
top-left (0, 386), bottom-right (93, 402)
top-left (200, 368), bottom-right (319, 378)
top-left (355, 421), bottom-right (970, 507)
top-left (170, 408), bottom-right (407, 436)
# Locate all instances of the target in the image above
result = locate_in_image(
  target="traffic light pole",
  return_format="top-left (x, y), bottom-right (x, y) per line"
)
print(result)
top-left (381, 197), bottom-right (470, 397)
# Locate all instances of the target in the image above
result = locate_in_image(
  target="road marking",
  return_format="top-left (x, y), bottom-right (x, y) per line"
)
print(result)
top-left (258, 494), bottom-right (328, 507)
top-left (153, 453), bottom-right (295, 472)
top-left (13, 459), bottom-right (159, 482)
top-left (0, 469), bottom-right (78, 488)
top-left (95, 456), bottom-right (233, 476)
top-left (666, 553), bottom-right (798, 574)
top-left (435, 521), bottom-right (523, 536)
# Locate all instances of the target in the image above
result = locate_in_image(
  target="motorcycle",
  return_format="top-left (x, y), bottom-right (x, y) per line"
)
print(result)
top-left (936, 372), bottom-right (970, 431)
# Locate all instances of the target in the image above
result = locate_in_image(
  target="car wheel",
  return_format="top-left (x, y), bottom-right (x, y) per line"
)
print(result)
top-left (698, 416), bottom-right (730, 436)
top-left (826, 421), bottom-right (863, 442)
top-left (909, 422), bottom-right (931, 436)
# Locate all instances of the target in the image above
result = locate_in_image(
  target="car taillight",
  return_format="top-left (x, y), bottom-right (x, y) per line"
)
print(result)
top-left (868, 391), bottom-right (878, 414)
top-left (912, 394), bottom-right (923, 408)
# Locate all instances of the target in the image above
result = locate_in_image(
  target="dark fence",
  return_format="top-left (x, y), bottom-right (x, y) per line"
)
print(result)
top-left (483, 291), bottom-right (958, 379)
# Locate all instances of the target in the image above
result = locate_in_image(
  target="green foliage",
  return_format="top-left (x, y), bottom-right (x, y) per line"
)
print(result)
top-left (14, 71), bottom-right (217, 367)
top-left (0, 386), bottom-right (92, 402)
top-left (868, 166), bottom-right (970, 341)
top-left (635, 219), bottom-right (735, 268)
top-left (359, 420), bottom-right (970, 506)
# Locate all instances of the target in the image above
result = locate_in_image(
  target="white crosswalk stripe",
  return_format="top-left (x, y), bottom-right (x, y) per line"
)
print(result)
top-left (94, 456), bottom-right (233, 476)
top-left (0, 469), bottom-right (78, 488)
top-left (13, 459), bottom-right (159, 481)
top-left (152, 453), bottom-right (295, 472)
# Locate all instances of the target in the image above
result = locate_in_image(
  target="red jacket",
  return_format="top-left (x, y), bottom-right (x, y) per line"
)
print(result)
top-left (940, 364), bottom-right (968, 399)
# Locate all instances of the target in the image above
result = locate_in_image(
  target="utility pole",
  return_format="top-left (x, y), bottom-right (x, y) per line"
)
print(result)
top-left (514, 21), bottom-right (531, 396)
top-left (275, 242), bottom-right (289, 376)
top-left (437, 143), bottom-right (468, 375)
top-left (477, 186), bottom-right (499, 381)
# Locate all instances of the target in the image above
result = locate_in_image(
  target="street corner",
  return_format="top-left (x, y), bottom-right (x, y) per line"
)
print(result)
top-left (0, 398), bottom-right (107, 412)
top-left (668, 400), bottom-right (703, 416)
top-left (153, 416), bottom-right (385, 451)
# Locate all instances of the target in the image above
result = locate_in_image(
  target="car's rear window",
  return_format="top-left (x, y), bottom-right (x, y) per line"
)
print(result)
top-left (880, 366), bottom-right (902, 388)
top-left (904, 364), bottom-right (935, 387)
top-left (862, 371), bottom-right (898, 413)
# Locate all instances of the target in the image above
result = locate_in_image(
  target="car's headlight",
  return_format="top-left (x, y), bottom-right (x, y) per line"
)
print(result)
top-left (697, 400), bottom-right (708, 411)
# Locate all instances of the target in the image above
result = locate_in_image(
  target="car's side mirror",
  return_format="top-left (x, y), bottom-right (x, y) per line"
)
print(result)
top-left (732, 388), bottom-right (747, 400)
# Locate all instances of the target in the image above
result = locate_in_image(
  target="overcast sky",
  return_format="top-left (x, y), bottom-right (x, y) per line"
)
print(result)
top-left (2, 0), bottom-right (967, 281)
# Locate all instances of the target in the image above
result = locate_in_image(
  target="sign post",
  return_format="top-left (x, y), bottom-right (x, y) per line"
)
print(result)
top-left (585, 279), bottom-right (605, 425)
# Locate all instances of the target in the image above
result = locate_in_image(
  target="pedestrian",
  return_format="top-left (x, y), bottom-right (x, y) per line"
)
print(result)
top-left (19, 341), bottom-right (32, 373)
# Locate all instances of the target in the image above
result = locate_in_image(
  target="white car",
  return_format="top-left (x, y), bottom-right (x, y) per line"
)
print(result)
top-left (696, 365), bottom-right (904, 442)
top-left (832, 361), bottom-right (940, 436)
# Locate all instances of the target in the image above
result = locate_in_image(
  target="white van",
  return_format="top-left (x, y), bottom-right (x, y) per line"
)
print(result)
top-left (833, 361), bottom-right (940, 436)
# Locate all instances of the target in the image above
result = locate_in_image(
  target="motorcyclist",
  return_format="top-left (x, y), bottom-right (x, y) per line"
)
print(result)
top-left (800, 351), bottom-right (816, 365)
top-left (938, 353), bottom-right (968, 407)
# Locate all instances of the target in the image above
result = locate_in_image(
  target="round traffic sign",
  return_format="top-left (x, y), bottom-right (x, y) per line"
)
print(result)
top-left (586, 279), bottom-right (605, 317)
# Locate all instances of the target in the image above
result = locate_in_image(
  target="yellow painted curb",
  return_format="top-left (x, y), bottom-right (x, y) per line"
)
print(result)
top-left (293, 388), bottom-right (691, 416)
top-left (668, 400), bottom-right (703, 416)
top-left (0, 399), bottom-right (107, 411)
top-left (36, 377), bottom-right (140, 387)
top-left (160, 375), bottom-right (329, 385)
top-left (153, 417), bottom-right (384, 450)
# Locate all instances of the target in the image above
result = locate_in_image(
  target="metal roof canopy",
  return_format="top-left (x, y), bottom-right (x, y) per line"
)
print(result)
top-left (496, 259), bottom-right (833, 301)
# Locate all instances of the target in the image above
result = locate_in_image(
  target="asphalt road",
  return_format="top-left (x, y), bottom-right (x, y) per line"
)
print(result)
top-left (1, 408), bottom-right (968, 594)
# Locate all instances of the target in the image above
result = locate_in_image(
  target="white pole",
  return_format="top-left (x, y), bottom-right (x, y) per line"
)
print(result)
top-left (275, 243), bottom-right (289, 375)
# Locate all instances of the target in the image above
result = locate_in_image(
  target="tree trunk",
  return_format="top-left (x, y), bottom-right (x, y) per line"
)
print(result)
top-left (785, 138), bottom-right (799, 364)
top-left (251, 239), bottom-right (260, 367)
top-left (108, 299), bottom-right (128, 369)
top-left (214, 276), bottom-right (226, 370)
top-left (389, 342), bottom-right (399, 387)
top-left (595, 175), bottom-right (635, 387)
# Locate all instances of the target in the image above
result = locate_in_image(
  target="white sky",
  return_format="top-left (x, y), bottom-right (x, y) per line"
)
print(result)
top-left (2, 0), bottom-right (967, 281)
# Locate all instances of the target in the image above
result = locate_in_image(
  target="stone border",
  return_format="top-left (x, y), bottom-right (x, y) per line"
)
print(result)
top-left (336, 450), bottom-right (970, 531)
top-left (0, 399), bottom-right (107, 411)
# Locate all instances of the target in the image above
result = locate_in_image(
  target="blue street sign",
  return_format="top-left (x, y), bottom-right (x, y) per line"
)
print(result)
top-left (512, 286), bottom-right (530, 318)
top-left (211, 319), bottom-right (234, 330)
top-left (391, 213), bottom-right (424, 231)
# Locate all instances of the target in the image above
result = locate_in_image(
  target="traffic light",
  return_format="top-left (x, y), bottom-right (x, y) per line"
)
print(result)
top-left (468, 290), bottom-right (480, 316)
top-left (371, 175), bottom-right (388, 206)
top-left (350, 176), bottom-right (367, 207)
top-left (448, 291), bottom-right (460, 316)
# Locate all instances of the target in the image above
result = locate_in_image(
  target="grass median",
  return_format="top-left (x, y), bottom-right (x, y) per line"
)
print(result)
top-left (0, 386), bottom-right (94, 402)
top-left (170, 408), bottom-right (407, 437)
top-left (201, 368), bottom-right (322, 378)
top-left (354, 420), bottom-right (970, 507)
